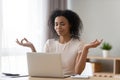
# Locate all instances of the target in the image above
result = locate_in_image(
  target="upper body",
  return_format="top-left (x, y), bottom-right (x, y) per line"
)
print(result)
top-left (44, 38), bottom-right (84, 75)
top-left (16, 9), bottom-right (102, 75)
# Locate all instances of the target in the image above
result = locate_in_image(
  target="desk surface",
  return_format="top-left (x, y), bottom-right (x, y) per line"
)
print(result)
top-left (1, 77), bottom-right (120, 80)
top-left (29, 77), bottom-right (119, 80)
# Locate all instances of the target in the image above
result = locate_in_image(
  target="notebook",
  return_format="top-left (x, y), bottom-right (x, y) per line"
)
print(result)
top-left (26, 52), bottom-right (70, 78)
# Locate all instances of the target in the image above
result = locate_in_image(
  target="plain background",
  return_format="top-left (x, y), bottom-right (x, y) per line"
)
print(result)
top-left (68, 0), bottom-right (120, 57)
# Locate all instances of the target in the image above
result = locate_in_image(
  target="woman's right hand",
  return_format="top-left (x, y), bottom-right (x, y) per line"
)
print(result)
top-left (16, 38), bottom-right (36, 52)
top-left (16, 38), bottom-right (33, 47)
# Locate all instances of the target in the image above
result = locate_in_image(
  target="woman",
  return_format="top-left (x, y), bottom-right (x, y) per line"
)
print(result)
top-left (16, 9), bottom-right (102, 75)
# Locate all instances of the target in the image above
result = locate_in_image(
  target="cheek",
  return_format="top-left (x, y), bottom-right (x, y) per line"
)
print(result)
top-left (66, 26), bottom-right (71, 32)
top-left (54, 26), bottom-right (57, 31)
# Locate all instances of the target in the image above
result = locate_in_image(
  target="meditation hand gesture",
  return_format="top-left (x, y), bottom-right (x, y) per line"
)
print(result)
top-left (84, 39), bottom-right (103, 50)
top-left (16, 38), bottom-right (36, 52)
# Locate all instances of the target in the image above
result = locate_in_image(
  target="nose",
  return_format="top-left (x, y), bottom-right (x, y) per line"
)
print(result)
top-left (56, 24), bottom-right (62, 29)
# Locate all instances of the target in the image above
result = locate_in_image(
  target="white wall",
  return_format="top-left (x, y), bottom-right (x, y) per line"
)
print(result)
top-left (0, 0), bottom-right (2, 73)
top-left (68, 0), bottom-right (120, 57)
top-left (0, 0), bottom-right (2, 48)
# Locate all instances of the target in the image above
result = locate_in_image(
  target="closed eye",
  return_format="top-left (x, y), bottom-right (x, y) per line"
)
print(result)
top-left (55, 22), bottom-right (65, 27)
top-left (60, 22), bottom-right (65, 26)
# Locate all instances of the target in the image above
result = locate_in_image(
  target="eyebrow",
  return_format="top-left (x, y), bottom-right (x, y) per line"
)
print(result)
top-left (55, 22), bottom-right (64, 24)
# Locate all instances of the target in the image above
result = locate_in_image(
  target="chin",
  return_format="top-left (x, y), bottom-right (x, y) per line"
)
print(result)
top-left (57, 33), bottom-right (63, 36)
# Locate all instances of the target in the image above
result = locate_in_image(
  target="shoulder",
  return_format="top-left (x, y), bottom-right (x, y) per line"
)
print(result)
top-left (71, 39), bottom-right (85, 49)
top-left (71, 39), bottom-right (85, 54)
top-left (71, 38), bottom-right (84, 45)
top-left (45, 38), bottom-right (57, 45)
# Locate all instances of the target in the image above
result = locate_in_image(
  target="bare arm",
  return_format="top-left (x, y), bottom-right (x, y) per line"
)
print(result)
top-left (75, 39), bottom-right (103, 74)
top-left (16, 38), bottom-right (36, 52)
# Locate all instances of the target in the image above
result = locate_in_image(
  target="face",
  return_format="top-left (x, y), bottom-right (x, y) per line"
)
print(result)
top-left (54, 16), bottom-right (71, 37)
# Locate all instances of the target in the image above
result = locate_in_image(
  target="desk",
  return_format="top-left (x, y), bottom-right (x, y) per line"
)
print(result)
top-left (29, 77), bottom-right (119, 80)
top-left (28, 77), bottom-right (120, 80)
top-left (1, 77), bottom-right (120, 80)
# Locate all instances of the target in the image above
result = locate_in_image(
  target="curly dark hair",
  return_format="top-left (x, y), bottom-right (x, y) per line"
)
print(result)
top-left (48, 9), bottom-right (83, 39)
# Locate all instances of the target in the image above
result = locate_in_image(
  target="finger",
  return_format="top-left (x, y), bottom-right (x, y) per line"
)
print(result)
top-left (91, 39), bottom-right (97, 44)
top-left (21, 39), bottom-right (25, 44)
top-left (97, 39), bottom-right (103, 42)
top-left (90, 39), bottom-right (96, 43)
top-left (95, 40), bottom-right (102, 45)
top-left (16, 39), bottom-right (18, 43)
top-left (16, 39), bottom-right (20, 44)
top-left (16, 38), bottom-right (19, 41)
top-left (16, 39), bottom-right (22, 45)
top-left (94, 39), bottom-right (102, 44)
top-left (24, 38), bottom-right (28, 42)
top-left (100, 39), bottom-right (103, 43)
top-left (96, 39), bottom-right (102, 42)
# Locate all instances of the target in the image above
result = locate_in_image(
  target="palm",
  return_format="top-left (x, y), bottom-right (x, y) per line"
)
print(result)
top-left (85, 39), bottom-right (103, 49)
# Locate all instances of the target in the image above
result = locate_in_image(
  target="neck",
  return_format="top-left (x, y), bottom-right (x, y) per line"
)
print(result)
top-left (59, 36), bottom-right (71, 44)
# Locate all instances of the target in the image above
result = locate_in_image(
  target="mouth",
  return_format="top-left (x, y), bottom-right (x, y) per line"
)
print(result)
top-left (56, 30), bottom-right (63, 35)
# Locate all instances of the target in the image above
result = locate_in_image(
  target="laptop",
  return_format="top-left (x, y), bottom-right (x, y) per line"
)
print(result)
top-left (26, 52), bottom-right (70, 78)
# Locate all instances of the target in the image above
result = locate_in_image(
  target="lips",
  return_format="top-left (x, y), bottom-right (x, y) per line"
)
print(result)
top-left (56, 30), bottom-right (63, 35)
top-left (56, 29), bottom-right (63, 32)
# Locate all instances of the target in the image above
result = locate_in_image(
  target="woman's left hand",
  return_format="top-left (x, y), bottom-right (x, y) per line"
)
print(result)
top-left (84, 39), bottom-right (103, 50)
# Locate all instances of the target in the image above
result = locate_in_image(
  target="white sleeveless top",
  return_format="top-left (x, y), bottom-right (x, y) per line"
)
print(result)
top-left (43, 38), bottom-right (84, 75)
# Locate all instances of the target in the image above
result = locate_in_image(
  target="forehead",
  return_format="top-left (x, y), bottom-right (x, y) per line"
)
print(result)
top-left (55, 16), bottom-right (68, 22)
